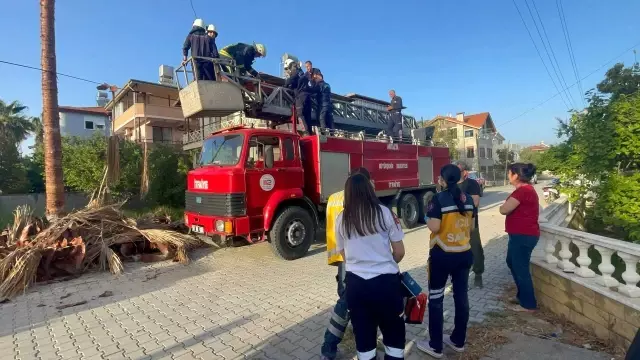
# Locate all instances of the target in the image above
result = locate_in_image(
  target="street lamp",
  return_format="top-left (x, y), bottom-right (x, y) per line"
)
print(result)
top-left (96, 83), bottom-right (119, 134)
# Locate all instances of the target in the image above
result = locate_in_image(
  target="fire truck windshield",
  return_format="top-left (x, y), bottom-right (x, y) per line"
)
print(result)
top-left (199, 134), bottom-right (244, 166)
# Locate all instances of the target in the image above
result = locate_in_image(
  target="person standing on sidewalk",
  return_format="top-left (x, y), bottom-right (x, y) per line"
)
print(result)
top-left (455, 160), bottom-right (484, 288)
top-left (336, 172), bottom-right (406, 360)
top-left (321, 167), bottom-right (370, 360)
top-left (499, 163), bottom-right (540, 312)
top-left (418, 164), bottom-right (476, 358)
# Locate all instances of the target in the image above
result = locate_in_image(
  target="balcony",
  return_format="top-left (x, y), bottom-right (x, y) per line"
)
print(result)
top-left (113, 103), bottom-right (183, 132)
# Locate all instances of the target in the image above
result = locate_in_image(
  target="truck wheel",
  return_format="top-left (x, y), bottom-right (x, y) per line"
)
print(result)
top-left (418, 191), bottom-right (435, 223)
top-left (399, 193), bottom-right (419, 229)
top-left (269, 206), bottom-right (314, 260)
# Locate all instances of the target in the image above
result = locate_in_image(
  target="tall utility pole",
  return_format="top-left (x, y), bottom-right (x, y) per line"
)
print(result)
top-left (41, 0), bottom-right (65, 217)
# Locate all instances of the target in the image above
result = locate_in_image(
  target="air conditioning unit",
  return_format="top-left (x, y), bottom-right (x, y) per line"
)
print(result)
top-left (159, 65), bottom-right (175, 86)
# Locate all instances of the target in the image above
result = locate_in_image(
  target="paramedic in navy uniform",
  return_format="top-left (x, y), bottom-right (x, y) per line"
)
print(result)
top-left (417, 164), bottom-right (476, 358)
top-left (335, 173), bottom-right (406, 360)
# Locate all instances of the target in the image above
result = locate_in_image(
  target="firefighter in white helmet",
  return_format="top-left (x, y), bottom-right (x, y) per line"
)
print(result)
top-left (206, 24), bottom-right (218, 38)
top-left (183, 19), bottom-right (217, 80)
top-left (219, 42), bottom-right (266, 78)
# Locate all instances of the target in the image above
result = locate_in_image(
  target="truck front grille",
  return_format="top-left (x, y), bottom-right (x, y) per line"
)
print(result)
top-left (185, 192), bottom-right (246, 217)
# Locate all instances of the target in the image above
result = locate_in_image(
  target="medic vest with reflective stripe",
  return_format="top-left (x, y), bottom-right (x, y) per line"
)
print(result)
top-left (326, 191), bottom-right (345, 265)
top-left (429, 192), bottom-right (475, 253)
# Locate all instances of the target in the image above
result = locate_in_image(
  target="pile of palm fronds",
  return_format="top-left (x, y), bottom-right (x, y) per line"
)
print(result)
top-left (0, 204), bottom-right (203, 300)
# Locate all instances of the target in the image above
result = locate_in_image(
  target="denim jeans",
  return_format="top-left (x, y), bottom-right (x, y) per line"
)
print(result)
top-left (427, 247), bottom-right (473, 353)
top-left (321, 262), bottom-right (349, 359)
top-left (506, 234), bottom-right (539, 310)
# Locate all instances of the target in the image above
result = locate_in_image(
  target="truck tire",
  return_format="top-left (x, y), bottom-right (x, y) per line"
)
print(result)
top-left (418, 191), bottom-right (435, 223)
top-left (399, 193), bottom-right (419, 229)
top-left (269, 206), bottom-right (314, 260)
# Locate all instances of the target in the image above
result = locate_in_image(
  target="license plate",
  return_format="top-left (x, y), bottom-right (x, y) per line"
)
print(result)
top-left (190, 225), bottom-right (204, 234)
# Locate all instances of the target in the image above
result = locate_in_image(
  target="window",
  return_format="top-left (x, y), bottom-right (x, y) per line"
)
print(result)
top-left (247, 136), bottom-right (281, 168)
top-left (466, 147), bottom-right (475, 158)
top-left (283, 138), bottom-right (295, 161)
top-left (464, 129), bottom-right (474, 138)
top-left (96, 124), bottom-right (105, 130)
top-left (152, 127), bottom-right (173, 143)
top-left (479, 148), bottom-right (486, 158)
top-left (84, 121), bottom-right (94, 130)
top-left (200, 134), bottom-right (244, 166)
top-left (487, 148), bottom-right (493, 159)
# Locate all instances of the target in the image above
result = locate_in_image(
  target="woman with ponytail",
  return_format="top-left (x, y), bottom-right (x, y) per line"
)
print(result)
top-left (417, 164), bottom-right (476, 358)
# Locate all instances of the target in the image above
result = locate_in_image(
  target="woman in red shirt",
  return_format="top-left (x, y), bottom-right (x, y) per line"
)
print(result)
top-left (499, 163), bottom-right (540, 312)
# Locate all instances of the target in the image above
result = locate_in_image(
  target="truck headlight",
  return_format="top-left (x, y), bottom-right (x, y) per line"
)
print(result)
top-left (215, 220), bottom-right (224, 232)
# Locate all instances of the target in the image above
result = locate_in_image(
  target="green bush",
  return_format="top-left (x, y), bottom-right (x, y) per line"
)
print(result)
top-left (30, 135), bottom-right (191, 209)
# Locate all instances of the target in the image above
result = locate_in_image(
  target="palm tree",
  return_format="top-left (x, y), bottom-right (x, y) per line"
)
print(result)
top-left (0, 100), bottom-right (35, 144)
top-left (41, 0), bottom-right (64, 217)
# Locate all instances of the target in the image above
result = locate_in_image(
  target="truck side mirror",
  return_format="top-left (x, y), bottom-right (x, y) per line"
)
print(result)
top-left (264, 145), bottom-right (274, 169)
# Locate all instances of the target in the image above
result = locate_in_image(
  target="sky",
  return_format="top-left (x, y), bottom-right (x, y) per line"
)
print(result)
top-left (1, 0), bottom-right (639, 154)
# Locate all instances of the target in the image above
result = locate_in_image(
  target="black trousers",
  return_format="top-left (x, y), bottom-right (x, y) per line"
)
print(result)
top-left (470, 228), bottom-right (484, 275)
top-left (346, 272), bottom-right (405, 360)
top-left (385, 112), bottom-right (402, 137)
top-left (428, 247), bottom-right (473, 353)
top-left (319, 106), bottom-right (334, 129)
top-left (195, 60), bottom-right (215, 81)
top-left (296, 95), bottom-right (313, 134)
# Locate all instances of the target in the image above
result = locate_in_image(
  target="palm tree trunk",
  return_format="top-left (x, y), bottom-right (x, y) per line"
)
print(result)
top-left (40, 0), bottom-right (64, 217)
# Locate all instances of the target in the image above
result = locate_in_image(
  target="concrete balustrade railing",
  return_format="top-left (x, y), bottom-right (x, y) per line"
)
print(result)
top-left (530, 195), bottom-right (640, 349)
top-left (539, 223), bottom-right (640, 298)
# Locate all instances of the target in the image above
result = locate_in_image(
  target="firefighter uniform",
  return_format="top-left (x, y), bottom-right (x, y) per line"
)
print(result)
top-left (386, 95), bottom-right (403, 138)
top-left (219, 43), bottom-right (260, 77)
top-left (316, 79), bottom-right (334, 130)
top-left (321, 190), bottom-right (347, 360)
top-left (423, 191), bottom-right (476, 355)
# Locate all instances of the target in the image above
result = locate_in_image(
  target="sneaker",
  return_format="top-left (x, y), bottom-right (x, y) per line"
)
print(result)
top-left (474, 274), bottom-right (483, 288)
top-left (416, 339), bottom-right (443, 358)
top-left (443, 335), bottom-right (465, 352)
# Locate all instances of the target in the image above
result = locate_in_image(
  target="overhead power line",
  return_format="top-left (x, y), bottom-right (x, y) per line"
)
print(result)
top-left (0, 59), bottom-right (102, 85)
top-left (497, 40), bottom-right (640, 127)
top-left (511, 0), bottom-right (573, 112)
top-left (529, 0), bottom-right (577, 108)
top-left (190, 0), bottom-right (197, 17)
top-left (556, 0), bottom-right (586, 107)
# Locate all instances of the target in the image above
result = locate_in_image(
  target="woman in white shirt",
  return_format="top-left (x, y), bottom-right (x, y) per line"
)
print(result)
top-left (336, 173), bottom-right (406, 360)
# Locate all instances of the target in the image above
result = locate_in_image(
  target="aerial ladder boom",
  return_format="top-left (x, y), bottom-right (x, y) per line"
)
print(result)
top-left (175, 55), bottom-right (423, 137)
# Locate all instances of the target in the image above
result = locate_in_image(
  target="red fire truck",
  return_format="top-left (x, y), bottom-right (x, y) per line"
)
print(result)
top-left (177, 55), bottom-right (448, 260)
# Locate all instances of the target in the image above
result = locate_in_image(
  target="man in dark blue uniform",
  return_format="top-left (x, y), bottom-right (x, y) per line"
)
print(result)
top-left (182, 19), bottom-right (218, 81)
top-left (313, 71), bottom-right (334, 130)
top-left (386, 90), bottom-right (403, 138)
top-left (286, 60), bottom-right (316, 135)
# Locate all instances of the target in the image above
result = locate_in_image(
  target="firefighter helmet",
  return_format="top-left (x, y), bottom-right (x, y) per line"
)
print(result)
top-left (284, 59), bottom-right (295, 69)
top-left (192, 19), bottom-right (205, 28)
top-left (254, 43), bottom-right (267, 57)
top-left (207, 24), bottom-right (217, 33)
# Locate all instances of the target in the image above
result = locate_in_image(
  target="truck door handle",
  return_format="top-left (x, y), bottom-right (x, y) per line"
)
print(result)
top-left (276, 168), bottom-right (285, 172)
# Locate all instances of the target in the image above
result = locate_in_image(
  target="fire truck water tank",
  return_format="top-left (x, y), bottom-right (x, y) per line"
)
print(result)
top-left (179, 81), bottom-right (245, 118)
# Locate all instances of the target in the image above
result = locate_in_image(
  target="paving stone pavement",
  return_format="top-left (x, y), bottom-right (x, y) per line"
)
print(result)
top-left (0, 188), bottom-right (523, 360)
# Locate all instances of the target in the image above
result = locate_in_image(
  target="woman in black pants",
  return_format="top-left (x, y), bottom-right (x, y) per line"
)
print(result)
top-left (335, 173), bottom-right (406, 360)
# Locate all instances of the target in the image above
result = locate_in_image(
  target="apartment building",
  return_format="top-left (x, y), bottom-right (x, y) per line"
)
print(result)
top-left (59, 106), bottom-right (111, 138)
top-left (105, 79), bottom-right (185, 145)
top-left (427, 112), bottom-right (499, 173)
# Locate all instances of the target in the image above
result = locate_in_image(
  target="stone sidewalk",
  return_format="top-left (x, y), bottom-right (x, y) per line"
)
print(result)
top-left (0, 187), bottom-right (616, 359)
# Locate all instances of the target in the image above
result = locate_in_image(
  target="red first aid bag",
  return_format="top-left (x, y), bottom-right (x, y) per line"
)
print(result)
top-left (405, 293), bottom-right (427, 324)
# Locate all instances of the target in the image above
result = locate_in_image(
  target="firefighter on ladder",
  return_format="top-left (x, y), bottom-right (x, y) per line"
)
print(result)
top-left (284, 59), bottom-right (316, 135)
top-left (182, 19), bottom-right (218, 81)
top-left (219, 42), bottom-right (267, 79)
